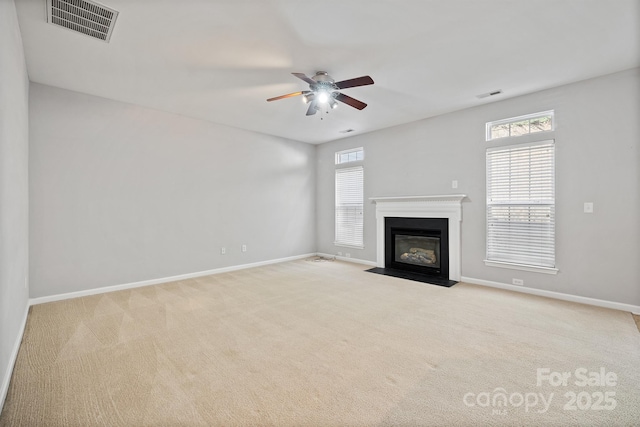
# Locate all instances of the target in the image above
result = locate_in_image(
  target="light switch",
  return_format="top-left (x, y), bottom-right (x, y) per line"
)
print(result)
top-left (452, 180), bottom-right (458, 189)
top-left (584, 202), bottom-right (594, 213)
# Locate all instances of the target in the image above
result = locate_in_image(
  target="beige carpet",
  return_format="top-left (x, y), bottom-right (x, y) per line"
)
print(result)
top-left (1, 259), bottom-right (639, 426)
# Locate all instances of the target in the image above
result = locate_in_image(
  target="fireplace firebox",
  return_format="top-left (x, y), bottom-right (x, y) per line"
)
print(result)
top-left (386, 217), bottom-right (449, 277)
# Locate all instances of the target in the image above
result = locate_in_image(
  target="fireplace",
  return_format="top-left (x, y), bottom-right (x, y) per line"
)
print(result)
top-left (385, 217), bottom-right (449, 279)
top-left (368, 195), bottom-right (466, 287)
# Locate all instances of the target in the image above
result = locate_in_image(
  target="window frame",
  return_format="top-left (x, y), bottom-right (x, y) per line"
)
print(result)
top-left (486, 110), bottom-right (555, 141)
top-left (335, 147), bottom-right (364, 165)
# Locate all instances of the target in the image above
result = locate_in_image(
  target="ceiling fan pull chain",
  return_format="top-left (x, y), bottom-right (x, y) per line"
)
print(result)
top-left (321, 106), bottom-right (331, 120)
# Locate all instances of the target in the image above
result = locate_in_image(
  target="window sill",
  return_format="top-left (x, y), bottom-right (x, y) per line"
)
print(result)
top-left (484, 260), bottom-right (558, 275)
top-left (334, 243), bottom-right (364, 250)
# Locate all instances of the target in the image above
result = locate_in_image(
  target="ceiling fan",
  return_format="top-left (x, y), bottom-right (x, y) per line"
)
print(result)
top-left (267, 71), bottom-right (374, 116)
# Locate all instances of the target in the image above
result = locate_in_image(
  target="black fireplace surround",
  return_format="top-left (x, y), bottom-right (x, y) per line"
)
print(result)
top-left (367, 217), bottom-right (457, 287)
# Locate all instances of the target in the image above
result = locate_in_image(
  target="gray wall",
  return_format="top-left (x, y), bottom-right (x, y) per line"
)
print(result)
top-left (317, 68), bottom-right (640, 307)
top-left (29, 84), bottom-right (316, 298)
top-left (0, 0), bottom-right (30, 407)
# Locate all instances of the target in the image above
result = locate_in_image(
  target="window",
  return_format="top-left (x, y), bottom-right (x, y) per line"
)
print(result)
top-left (486, 111), bottom-right (554, 141)
top-left (335, 165), bottom-right (364, 248)
top-left (335, 147), bottom-right (364, 165)
top-left (485, 140), bottom-right (557, 273)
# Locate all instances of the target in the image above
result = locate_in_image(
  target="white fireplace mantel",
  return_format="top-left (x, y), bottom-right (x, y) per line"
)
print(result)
top-left (370, 194), bottom-right (467, 281)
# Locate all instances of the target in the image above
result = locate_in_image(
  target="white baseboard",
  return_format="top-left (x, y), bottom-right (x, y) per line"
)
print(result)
top-left (1, 303), bottom-right (29, 412)
top-left (29, 253), bottom-right (316, 306)
top-left (315, 253), bottom-right (377, 267)
top-left (461, 276), bottom-right (640, 314)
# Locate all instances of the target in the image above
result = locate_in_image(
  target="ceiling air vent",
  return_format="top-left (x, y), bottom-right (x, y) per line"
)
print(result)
top-left (46, 0), bottom-right (119, 42)
top-left (476, 90), bottom-right (502, 99)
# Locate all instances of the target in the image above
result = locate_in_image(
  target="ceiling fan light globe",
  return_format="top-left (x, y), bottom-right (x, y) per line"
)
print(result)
top-left (317, 91), bottom-right (330, 104)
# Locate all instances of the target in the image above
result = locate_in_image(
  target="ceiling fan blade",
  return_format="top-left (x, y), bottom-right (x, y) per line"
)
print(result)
top-left (266, 91), bottom-right (304, 102)
top-left (292, 72), bottom-right (316, 85)
top-left (306, 100), bottom-right (318, 116)
top-left (334, 76), bottom-right (374, 90)
top-left (335, 93), bottom-right (367, 110)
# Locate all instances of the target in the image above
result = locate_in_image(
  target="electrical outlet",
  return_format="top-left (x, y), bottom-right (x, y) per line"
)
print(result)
top-left (241, 244), bottom-right (247, 252)
top-left (584, 202), bottom-right (594, 213)
top-left (220, 247), bottom-right (226, 255)
top-left (512, 278), bottom-right (524, 286)
top-left (346, 253), bottom-right (351, 258)
top-left (337, 252), bottom-right (343, 256)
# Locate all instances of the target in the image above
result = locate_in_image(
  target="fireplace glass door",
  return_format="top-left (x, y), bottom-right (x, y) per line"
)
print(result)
top-left (394, 234), bottom-right (441, 269)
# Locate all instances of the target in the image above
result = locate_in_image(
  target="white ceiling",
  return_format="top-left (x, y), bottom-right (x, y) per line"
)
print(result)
top-left (15, 0), bottom-right (640, 144)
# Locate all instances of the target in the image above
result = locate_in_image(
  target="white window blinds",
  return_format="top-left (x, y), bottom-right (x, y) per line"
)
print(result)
top-left (335, 166), bottom-right (364, 247)
top-left (486, 140), bottom-right (555, 268)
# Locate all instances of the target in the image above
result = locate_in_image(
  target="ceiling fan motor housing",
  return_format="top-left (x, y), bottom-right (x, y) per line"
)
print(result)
top-left (312, 71), bottom-right (334, 83)
top-left (311, 72), bottom-right (337, 93)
